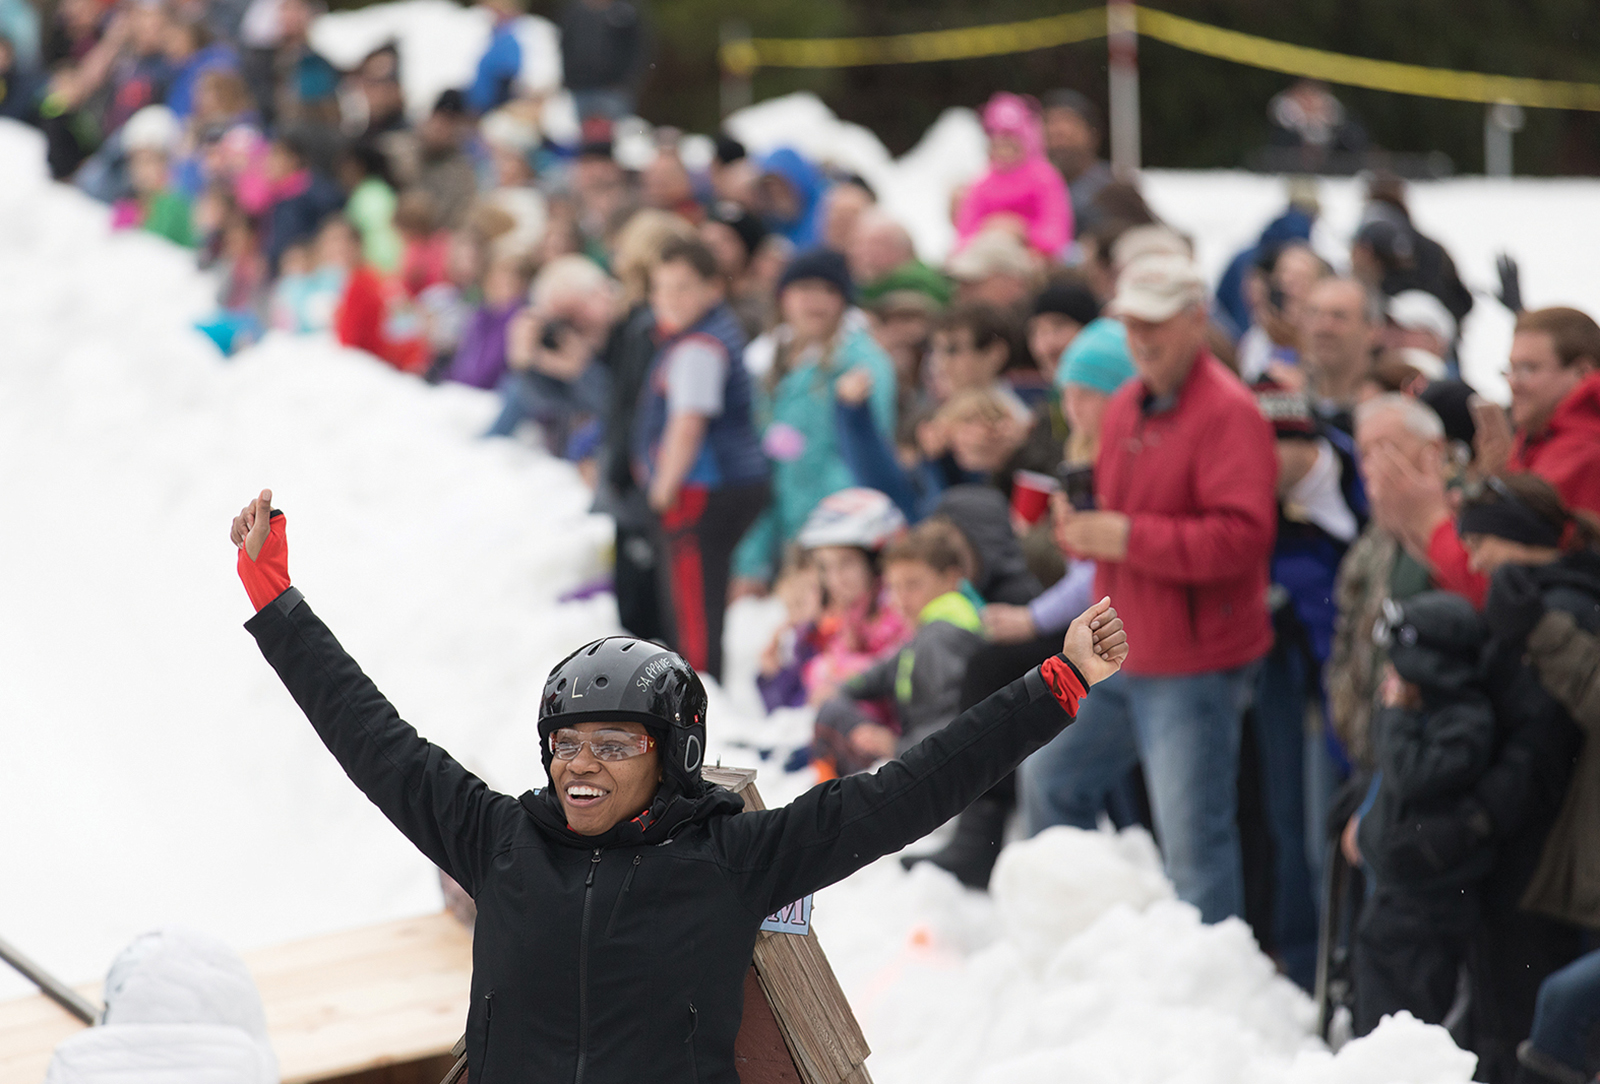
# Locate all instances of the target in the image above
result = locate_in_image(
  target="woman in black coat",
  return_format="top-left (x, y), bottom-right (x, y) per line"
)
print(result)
top-left (229, 489), bottom-right (1127, 1084)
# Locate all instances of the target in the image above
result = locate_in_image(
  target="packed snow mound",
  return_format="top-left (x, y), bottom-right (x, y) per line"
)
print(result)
top-left (311, 0), bottom-right (571, 135)
top-left (815, 829), bottom-right (1475, 1084)
top-left (1286, 1013), bottom-right (1479, 1084)
top-left (992, 824), bottom-right (1173, 958)
top-left (0, 118), bottom-right (616, 999)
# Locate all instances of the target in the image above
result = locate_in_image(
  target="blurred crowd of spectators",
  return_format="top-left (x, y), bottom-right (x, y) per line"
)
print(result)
top-left (4, 2), bottom-right (1599, 1077)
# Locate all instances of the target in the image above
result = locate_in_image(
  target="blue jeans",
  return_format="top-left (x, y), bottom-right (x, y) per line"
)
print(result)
top-left (1020, 664), bottom-right (1257, 924)
top-left (1527, 948), bottom-right (1600, 1076)
top-left (1253, 645), bottom-right (1321, 990)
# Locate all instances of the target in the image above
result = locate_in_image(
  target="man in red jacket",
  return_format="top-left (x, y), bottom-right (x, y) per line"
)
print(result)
top-left (1379, 306), bottom-right (1600, 607)
top-left (1023, 253), bottom-right (1279, 924)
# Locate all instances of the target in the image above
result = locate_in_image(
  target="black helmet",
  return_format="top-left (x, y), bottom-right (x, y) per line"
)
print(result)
top-left (538, 637), bottom-right (709, 795)
top-left (1374, 591), bottom-right (1486, 694)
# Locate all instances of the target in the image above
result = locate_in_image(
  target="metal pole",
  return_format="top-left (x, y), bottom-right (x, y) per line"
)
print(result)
top-left (0, 934), bottom-right (99, 1025)
top-left (1107, 0), bottom-right (1141, 177)
top-left (1484, 101), bottom-right (1523, 178)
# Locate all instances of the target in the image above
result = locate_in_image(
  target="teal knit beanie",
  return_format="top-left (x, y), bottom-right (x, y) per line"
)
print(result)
top-left (1055, 317), bottom-right (1135, 395)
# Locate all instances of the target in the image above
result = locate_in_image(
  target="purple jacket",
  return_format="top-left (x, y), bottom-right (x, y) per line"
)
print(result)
top-left (448, 303), bottom-right (520, 390)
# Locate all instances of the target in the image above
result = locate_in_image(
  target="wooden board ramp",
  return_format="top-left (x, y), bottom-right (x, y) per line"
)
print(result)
top-left (0, 913), bottom-right (471, 1084)
top-left (0, 767), bottom-right (870, 1084)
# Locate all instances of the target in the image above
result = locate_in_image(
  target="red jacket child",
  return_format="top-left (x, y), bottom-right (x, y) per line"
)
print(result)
top-left (335, 266), bottom-right (427, 374)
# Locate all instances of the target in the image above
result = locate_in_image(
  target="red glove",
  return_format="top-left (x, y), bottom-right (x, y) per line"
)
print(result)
top-left (1040, 655), bottom-right (1089, 716)
top-left (238, 511), bottom-right (291, 611)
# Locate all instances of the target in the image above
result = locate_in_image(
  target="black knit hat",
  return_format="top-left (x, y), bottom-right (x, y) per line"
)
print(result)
top-left (709, 200), bottom-right (768, 263)
top-left (1417, 379), bottom-right (1478, 450)
top-left (1042, 88), bottom-right (1101, 131)
top-left (714, 134), bottom-right (747, 165)
top-left (432, 89), bottom-right (467, 117)
top-left (778, 247), bottom-right (854, 302)
top-left (1374, 591), bottom-right (1487, 694)
top-left (1031, 280), bottom-right (1102, 327)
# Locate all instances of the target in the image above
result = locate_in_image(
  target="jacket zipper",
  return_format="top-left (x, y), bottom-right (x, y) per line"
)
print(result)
top-left (574, 849), bottom-right (601, 1084)
top-left (481, 990), bottom-right (494, 1080)
top-left (603, 854), bottom-right (641, 938)
top-left (685, 1002), bottom-right (700, 1083)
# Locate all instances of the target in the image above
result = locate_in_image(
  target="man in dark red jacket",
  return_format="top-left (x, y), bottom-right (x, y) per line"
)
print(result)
top-left (1023, 253), bottom-right (1279, 924)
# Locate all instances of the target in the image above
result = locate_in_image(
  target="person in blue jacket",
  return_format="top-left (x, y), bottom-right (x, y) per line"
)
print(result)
top-left (467, 0), bottom-right (523, 115)
top-left (755, 147), bottom-right (829, 250)
top-left (1214, 197), bottom-right (1316, 341)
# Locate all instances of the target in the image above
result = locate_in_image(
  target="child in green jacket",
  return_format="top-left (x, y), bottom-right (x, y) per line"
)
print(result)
top-left (812, 518), bottom-right (985, 776)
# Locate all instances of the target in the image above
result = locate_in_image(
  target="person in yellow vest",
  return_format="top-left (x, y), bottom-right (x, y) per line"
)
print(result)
top-left (811, 518), bottom-right (986, 777)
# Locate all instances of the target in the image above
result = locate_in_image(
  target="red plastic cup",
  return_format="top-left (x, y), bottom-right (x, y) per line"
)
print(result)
top-left (1011, 470), bottom-right (1060, 527)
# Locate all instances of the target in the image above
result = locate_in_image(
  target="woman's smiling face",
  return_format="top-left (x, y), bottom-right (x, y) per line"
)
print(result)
top-left (549, 721), bottom-right (662, 835)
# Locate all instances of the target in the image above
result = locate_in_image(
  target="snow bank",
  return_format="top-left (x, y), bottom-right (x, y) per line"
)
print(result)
top-left (815, 829), bottom-right (1475, 1084)
top-left (0, 118), bottom-right (614, 997)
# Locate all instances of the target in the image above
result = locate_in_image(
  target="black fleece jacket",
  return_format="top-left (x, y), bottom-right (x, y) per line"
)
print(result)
top-left (246, 587), bottom-right (1082, 1084)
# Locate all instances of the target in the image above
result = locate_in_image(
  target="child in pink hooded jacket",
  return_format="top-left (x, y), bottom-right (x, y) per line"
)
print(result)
top-left (955, 93), bottom-right (1073, 259)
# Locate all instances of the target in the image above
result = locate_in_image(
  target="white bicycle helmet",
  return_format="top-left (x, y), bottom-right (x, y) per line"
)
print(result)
top-left (796, 488), bottom-right (907, 552)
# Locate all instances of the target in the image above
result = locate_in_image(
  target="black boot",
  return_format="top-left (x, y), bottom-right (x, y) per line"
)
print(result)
top-left (901, 795), bottom-right (1009, 889)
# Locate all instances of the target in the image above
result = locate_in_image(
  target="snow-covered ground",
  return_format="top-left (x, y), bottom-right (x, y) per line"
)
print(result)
top-left (14, 34), bottom-right (1599, 1070)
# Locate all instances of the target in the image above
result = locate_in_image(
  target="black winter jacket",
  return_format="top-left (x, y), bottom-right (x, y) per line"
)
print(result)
top-left (246, 588), bottom-right (1081, 1084)
top-left (1377, 564), bottom-right (1590, 889)
top-left (1358, 591), bottom-right (1496, 888)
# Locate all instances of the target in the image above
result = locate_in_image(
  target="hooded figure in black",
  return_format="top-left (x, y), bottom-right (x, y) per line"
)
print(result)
top-left (228, 490), bottom-right (1126, 1084)
top-left (1353, 590), bottom-right (1495, 1036)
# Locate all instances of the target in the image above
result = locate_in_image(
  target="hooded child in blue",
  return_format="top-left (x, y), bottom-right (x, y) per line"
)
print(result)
top-left (756, 148), bottom-right (829, 250)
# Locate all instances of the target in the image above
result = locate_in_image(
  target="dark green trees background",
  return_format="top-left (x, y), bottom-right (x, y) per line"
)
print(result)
top-left (514, 0), bottom-right (1600, 174)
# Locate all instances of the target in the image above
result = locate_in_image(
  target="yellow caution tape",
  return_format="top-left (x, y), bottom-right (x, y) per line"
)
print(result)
top-left (1135, 8), bottom-right (1600, 111)
top-left (725, 8), bottom-right (1107, 76)
top-left (721, 5), bottom-right (1600, 112)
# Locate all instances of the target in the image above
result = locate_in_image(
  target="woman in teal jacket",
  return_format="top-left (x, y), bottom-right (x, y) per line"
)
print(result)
top-left (734, 250), bottom-right (897, 585)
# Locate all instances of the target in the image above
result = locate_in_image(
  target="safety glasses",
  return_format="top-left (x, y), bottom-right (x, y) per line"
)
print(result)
top-left (548, 729), bottom-right (656, 762)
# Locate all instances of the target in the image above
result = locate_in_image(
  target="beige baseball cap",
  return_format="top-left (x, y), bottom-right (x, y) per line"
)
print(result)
top-left (1110, 224), bottom-right (1190, 272)
top-left (1107, 254), bottom-right (1209, 322)
top-left (946, 228), bottom-right (1036, 282)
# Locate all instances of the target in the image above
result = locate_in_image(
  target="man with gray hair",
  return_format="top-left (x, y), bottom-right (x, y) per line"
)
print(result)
top-left (1026, 254), bottom-right (1279, 925)
top-left (1325, 392), bottom-right (1448, 769)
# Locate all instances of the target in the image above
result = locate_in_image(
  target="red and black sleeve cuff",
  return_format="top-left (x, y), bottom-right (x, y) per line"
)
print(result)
top-left (238, 511), bottom-right (292, 612)
top-left (1040, 654), bottom-right (1090, 716)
